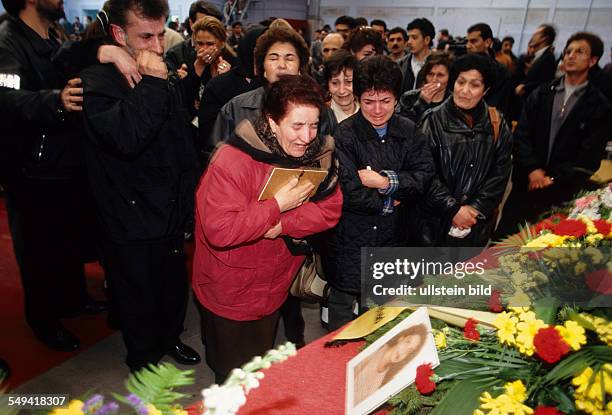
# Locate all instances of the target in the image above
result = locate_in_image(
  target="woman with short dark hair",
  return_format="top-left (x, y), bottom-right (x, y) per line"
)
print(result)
top-left (323, 49), bottom-right (359, 123)
top-left (323, 55), bottom-right (433, 330)
top-left (193, 74), bottom-right (343, 383)
top-left (344, 26), bottom-right (385, 61)
top-left (412, 53), bottom-right (512, 247)
top-left (397, 51), bottom-right (453, 122)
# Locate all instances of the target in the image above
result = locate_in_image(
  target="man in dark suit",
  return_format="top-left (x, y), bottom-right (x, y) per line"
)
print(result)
top-left (515, 24), bottom-right (557, 99)
top-left (495, 32), bottom-right (611, 238)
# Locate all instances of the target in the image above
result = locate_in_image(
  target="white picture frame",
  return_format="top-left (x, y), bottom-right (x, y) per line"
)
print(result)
top-left (346, 307), bottom-right (439, 415)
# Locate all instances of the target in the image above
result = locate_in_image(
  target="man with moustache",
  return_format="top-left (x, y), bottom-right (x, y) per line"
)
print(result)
top-left (79, 0), bottom-right (201, 371)
top-left (0, 0), bottom-right (107, 351)
top-left (387, 27), bottom-right (408, 63)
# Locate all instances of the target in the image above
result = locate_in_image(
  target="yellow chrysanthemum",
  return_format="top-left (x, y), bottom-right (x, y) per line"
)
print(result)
top-left (574, 261), bottom-right (588, 275)
top-left (515, 318), bottom-right (547, 356)
top-left (572, 363), bottom-right (612, 415)
top-left (583, 247), bottom-right (604, 264)
top-left (585, 234), bottom-right (604, 246)
top-left (525, 233), bottom-right (567, 248)
top-left (578, 215), bottom-right (598, 234)
top-left (434, 330), bottom-right (447, 349)
top-left (493, 311), bottom-right (518, 345)
top-left (50, 400), bottom-right (84, 415)
top-left (172, 409), bottom-right (188, 415)
top-left (508, 307), bottom-right (530, 314)
top-left (504, 380), bottom-right (527, 402)
top-left (508, 289), bottom-right (531, 308)
top-left (579, 313), bottom-right (612, 346)
top-left (556, 320), bottom-right (587, 351)
top-left (478, 392), bottom-right (534, 415)
top-left (146, 404), bottom-right (162, 415)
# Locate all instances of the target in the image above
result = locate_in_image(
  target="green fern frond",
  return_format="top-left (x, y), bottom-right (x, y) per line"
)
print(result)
top-left (125, 363), bottom-right (195, 412)
top-left (493, 222), bottom-right (535, 249)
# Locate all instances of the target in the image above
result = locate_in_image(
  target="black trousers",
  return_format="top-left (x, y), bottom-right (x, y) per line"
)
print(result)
top-left (327, 286), bottom-right (359, 331)
top-left (280, 294), bottom-right (305, 344)
top-left (4, 180), bottom-right (91, 335)
top-left (100, 237), bottom-right (188, 371)
top-left (199, 305), bottom-right (280, 384)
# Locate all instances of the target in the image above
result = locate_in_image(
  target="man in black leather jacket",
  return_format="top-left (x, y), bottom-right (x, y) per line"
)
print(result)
top-left (413, 54), bottom-right (513, 247)
top-left (80, 0), bottom-right (200, 371)
top-left (0, 0), bottom-right (106, 351)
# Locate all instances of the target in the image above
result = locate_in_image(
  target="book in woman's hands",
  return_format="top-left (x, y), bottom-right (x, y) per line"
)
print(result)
top-left (258, 167), bottom-right (328, 201)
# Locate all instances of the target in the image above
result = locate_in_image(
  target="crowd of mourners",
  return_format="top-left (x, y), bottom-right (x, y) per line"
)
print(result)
top-left (0, 0), bottom-right (610, 383)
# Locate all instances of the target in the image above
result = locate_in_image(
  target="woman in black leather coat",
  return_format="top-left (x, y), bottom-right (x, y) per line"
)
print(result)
top-left (412, 54), bottom-right (513, 247)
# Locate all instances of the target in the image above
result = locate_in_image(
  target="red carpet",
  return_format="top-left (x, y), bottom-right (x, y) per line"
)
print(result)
top-left (0, 196), bottom-right (114, 389)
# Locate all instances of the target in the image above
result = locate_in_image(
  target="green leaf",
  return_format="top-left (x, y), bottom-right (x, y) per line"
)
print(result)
top-left (531, 298), bottom-right (559, 324)
top-left (125, 363), bottom-right (195, 412)
top-left (547, 385), bottom-right (576, 414)
top-left (430, 378), bottom-right (501, 415)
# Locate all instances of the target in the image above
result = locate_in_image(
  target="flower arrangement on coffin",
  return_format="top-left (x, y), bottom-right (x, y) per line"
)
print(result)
top-left (363, 187), bottom-right (612, 415)
top-left (366, 306), bottom-right (611, 415)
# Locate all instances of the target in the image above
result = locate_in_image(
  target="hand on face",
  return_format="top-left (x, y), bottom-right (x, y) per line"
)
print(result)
top-left (197, 45), bottom-right (220, 65)
top-left (420, 82), bottom-right (443, 103)
top-left (135, 50), bottom-right (168, 79)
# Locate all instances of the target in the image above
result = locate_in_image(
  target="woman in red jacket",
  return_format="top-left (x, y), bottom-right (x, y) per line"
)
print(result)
top-left (193, 75), bottom-right (343, 383)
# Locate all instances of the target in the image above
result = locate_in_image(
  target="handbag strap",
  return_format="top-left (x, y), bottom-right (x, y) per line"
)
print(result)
top-left (488, 106), bottom-right (501, 144)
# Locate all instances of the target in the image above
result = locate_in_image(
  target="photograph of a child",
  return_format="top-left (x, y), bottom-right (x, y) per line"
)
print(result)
top-left (346, 307), bottom-right (439, 415)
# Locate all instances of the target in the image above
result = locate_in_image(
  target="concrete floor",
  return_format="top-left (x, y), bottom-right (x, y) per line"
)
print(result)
top-left (12, 296), bottom-right (328, 411)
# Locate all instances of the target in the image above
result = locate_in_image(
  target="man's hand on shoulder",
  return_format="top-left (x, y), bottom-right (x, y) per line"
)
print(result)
top-left (98, 45), bottom-right (142, 88)
top-left (60, 77), bottom-right (83, 112)
top-left (136, 50), bottom-right (168, 80)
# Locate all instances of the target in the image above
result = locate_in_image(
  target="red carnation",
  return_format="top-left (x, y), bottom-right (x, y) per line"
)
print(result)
top-left (534, 213), bottom-right (567, 234)
top-left (552, 219), bottom-right (587, 238)
top-left (585, 269), bottom-right (612, 295)
top-left (593, 219), bottom-right (611, 236)
top-left (488, 290), bottom-right (503, 312)
top-left (534, 406), bottom-right (564, 415)
top-left (533, 327), bottom-right (570, 363)
top-left (415, 363), bottom-right (436, 395)
top-left (463, 318), bottom-right (480, 341)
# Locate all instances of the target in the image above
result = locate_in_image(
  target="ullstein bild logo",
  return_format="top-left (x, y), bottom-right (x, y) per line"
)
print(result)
top-left (371, 259), bottom-right (487, 280)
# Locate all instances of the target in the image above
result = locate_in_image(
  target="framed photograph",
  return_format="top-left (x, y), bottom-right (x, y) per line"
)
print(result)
top-left (346, 307), bottom-right (439, 415)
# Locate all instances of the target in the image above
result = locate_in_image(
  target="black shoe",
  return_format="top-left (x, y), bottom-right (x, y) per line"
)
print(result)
top-left (0, 358), bottom-right (9, 380)
top-left (34, 327), bottom-right (80, 352)
top-left (167, 342), bottom-right (200, 365)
